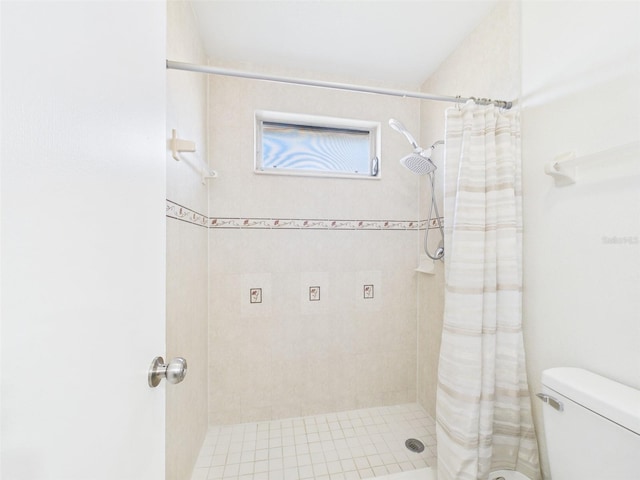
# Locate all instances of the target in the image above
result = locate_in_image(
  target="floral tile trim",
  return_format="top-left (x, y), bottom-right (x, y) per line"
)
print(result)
top-left (166, 200), bottom-right (208, 228)
top-left (208, 217), bottom-right (425, 230)
top-left (167, 199), bottom-right (443, 230)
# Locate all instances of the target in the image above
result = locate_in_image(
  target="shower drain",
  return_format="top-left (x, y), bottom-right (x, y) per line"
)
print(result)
top-left (404, 438), bottom-right (425, 453)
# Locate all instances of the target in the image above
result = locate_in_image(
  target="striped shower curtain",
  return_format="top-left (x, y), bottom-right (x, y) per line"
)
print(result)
top-left (436, 101), bottom-right (540, 480)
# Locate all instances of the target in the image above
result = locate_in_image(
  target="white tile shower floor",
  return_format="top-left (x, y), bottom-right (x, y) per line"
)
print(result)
top-left (190, 403), bottom-right (437, 480)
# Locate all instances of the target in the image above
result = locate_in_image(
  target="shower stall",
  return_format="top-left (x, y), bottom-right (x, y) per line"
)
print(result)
top-left (165, 2), bottom-right (513, 480)
top-left (188, 72), bottom-right (439, 479)
top-left (167, 5), bottom-right (445, 475)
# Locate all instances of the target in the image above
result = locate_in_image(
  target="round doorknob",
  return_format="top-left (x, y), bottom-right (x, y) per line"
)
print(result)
top-left (165, 357), bottom-right (187, 384)
top-left (148, 356), bottom-right (188, 388)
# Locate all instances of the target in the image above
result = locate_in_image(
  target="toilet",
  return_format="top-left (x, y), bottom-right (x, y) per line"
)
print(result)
top-left (487, 470), bottom-right (530, 480)
top-left (539, 367), bottom-right (640, 479)
top-left (443, 367), bottom-right (640, 480)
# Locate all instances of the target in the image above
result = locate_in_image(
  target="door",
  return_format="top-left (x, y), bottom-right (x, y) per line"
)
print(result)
top-left (1, 2), bottom-right (167, 478)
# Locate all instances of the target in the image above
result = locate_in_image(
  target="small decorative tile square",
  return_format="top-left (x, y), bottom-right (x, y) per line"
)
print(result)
top-left (300, 273), bottom-right (329, 314)
top-left (241, 273), bottom-right (272, 317)
top-left (250, 288), bottom-right (262, 304)
top-left (309, 286), bottom-right (321, 302)
top-left (356, 271), bottom-right (381, 311)
top-left (363, 285), bottom-right (374, 299)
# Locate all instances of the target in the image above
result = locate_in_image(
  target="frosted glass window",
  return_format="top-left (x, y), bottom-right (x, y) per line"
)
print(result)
top-left (255, 111), bottom-right (380, 179)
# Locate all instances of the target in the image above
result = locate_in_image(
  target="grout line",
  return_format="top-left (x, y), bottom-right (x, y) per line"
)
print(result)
top-left (192, 403), bottom-right (436, 480)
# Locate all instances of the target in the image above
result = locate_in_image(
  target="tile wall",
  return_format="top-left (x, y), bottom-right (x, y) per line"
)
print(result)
top-left (207, 69), bottom-right (424, 425)
top-left (166, 2), bottom-right (210, 479)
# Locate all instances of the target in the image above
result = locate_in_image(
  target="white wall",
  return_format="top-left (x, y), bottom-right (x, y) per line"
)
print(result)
top-left (166, 2), bottom-right (209, 479)
top-left (521, 2), bottom-right (640, 477)
top-left (0, 3), bottom-right (3, 473)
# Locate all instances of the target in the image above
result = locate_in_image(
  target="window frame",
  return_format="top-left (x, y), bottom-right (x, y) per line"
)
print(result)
top-left (254, 110), bottom-right (381, 180)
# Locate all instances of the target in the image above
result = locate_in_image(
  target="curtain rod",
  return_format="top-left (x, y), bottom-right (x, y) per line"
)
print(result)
top-left (166, 60), bottom-right (513, 110)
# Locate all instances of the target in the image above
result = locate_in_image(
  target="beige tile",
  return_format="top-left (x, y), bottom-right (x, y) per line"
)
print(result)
top-left (206, 70), bottom-right (423, 425)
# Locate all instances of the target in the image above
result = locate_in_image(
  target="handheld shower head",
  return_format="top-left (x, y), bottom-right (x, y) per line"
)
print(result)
top-left (400, 152), bottom-right (437, 175)
top-left (398, 139), bottom-right (444, 175)
top-left (389, 118), bottom-right (444, 176)
top-left (389, 121), bottom-right (446, 260)
top-left (388, 118), bottom-right (420, 150)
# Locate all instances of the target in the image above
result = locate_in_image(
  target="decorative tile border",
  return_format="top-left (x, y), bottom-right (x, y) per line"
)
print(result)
top-left (166, 200), bottom-right (208, 228)
top-left (208, 217), bottom-right (422, 230)
top-left (166, 199), bottom-right (443, 231)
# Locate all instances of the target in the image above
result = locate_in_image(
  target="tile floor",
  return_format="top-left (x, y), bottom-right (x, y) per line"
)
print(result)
top-left (191, 403), bottom-right (436, 480)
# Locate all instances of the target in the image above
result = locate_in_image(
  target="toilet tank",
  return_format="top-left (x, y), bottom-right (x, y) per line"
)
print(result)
top-left (540, 368), bottom-right (640, 480)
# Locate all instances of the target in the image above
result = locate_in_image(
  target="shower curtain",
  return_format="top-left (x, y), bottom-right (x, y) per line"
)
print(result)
top-left (436, 101), bottom-right (540, 480)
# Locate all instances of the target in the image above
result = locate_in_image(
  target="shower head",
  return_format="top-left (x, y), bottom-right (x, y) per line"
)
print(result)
top-left (399, 152), bottom-right (437, 175)
top-left (388, 118), bottom-right (420, 150)
top-left (399, 139), bottom-right (444, 175)
top-left (389, 118), bottom-right (444, 175)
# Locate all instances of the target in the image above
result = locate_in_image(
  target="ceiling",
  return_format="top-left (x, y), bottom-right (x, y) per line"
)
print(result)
top-left (190, 1), bottom-right (499, 89)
